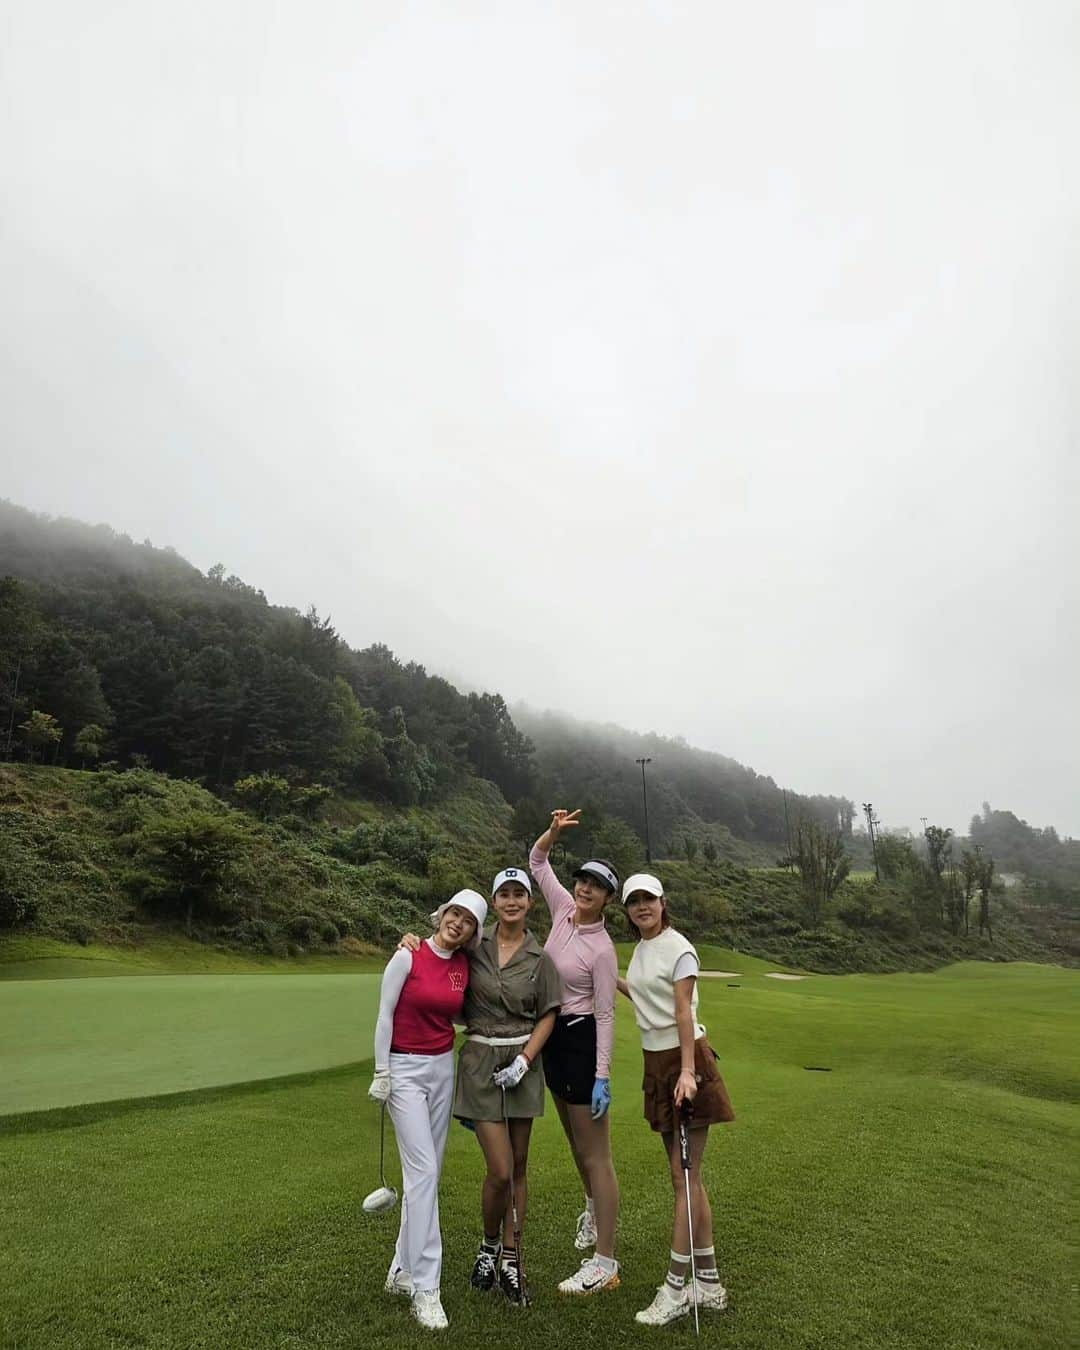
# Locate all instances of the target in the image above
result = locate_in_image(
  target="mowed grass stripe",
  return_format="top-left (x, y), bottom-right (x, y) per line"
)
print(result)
top-left (0, 973), bottom-right (382, 1115)
top-left (1, 968), bottom-right (1076, 1348)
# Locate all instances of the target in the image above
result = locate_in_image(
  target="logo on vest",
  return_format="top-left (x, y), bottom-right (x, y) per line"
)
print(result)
top-left (449, 971), bottom-right (465, 992)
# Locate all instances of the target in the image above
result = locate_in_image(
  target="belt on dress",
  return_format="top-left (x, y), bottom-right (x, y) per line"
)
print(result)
top-left (467, 1033), bottom-right (529, 1047)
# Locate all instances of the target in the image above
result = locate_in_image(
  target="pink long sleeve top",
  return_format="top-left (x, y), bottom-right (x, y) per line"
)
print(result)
top-left (530, 842), bottom-right (618, 1078)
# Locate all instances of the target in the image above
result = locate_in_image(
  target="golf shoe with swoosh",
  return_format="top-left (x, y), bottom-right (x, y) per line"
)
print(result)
top-left (557, 1256), bottom-right (620, 1295)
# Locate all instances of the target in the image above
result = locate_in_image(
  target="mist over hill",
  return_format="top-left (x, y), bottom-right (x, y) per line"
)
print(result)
top-left (1, 497), bottom-right (1076, 896)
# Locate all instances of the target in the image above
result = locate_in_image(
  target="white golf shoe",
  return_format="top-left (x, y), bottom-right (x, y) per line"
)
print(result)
top-left (411, 1289), bottom-right (449, 1331)
top-left (694, 1278), bottom-right (729, 1312)
top-left (557, 1256), bottom-right (620, 1295)
top-left (574, 1208), bottom-right (597, 1250)
top-left (383, 1262), bottom-right (412, 1297)
top-left (635, 1284), bottom-right (691, 1326)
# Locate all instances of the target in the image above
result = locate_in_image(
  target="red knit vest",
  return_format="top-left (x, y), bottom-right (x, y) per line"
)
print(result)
top-left (390, 942), bottom-right (469, 1055)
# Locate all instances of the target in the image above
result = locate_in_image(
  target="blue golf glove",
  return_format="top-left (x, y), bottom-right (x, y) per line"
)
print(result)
top-left (590, 1077), bottom-right (611, 1120)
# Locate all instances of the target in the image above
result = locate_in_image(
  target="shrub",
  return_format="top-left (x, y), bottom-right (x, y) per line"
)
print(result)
top-left (288, 914), bottom-right (321, 945)
top-left (63, 919), bottom-right (94, 946)
top-left (0, 887), bottom-right (39, 928)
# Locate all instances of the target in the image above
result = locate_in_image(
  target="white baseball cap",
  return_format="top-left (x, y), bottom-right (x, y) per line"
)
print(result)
top-left (429, 889), bottom-right (488, 950)
top-left (491, 867), bottom-right (533, 896)
top-left (621, 873), bottom-right (665, 905)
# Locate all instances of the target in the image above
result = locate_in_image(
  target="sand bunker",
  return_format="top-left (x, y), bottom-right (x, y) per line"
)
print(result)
top-left (698, 971), bottom-right (742, 979)
top-left (764, 972), bottom-right (808, 980)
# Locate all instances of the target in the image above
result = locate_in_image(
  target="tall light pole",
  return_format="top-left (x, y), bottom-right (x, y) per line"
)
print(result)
top-left (862, 801), bottom-right (880, 881)
top-left (636, 756), bottom-right (653, 864)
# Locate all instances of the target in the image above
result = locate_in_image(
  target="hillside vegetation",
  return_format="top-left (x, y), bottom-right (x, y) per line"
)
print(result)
top-left (1, 499), bottom-right (1077, 973)
top-left (1, 763), bottom-right (1072, 974)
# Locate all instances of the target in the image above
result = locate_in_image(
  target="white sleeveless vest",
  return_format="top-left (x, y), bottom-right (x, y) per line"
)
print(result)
top-left (626, 927), bottom-right (705, 1051)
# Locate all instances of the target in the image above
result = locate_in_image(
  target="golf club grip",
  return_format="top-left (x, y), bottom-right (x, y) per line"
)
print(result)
top-left (679, 1121), bottom-right (691, 1170)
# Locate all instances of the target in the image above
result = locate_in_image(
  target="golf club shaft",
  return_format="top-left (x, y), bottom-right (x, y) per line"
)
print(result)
top-left (679, 1114), bottom-right (700, 1335)
top-left (502, 1085), bottom-right (526, 1299)
top-left (379, 1101), bottom-right (388, 1189)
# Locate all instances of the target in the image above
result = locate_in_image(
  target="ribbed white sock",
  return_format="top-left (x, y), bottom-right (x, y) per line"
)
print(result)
top-left (693, 1245), bottom-right (720, 1283)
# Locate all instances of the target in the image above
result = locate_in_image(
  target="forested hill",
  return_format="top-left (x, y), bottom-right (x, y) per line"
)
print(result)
top-left (513, 706), bottom-right (854, 865)
top-left (2, 500), bottom-right (1076, 972)
top-left (0, 499), bottom-right (848, 849)
top-left (0, 500), bottom-right (534, 805)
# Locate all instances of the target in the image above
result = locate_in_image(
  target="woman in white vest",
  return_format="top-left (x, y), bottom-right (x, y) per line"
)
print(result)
top-left (617, 872), bottom-right (736, 1327)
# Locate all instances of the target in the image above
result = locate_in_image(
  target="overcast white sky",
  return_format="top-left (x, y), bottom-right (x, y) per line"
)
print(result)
top-left (2, 1), bottom-right (1077, 836)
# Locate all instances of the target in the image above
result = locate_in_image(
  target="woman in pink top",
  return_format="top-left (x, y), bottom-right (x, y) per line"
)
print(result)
top-left (530, 808), bottom-right (622, 1296)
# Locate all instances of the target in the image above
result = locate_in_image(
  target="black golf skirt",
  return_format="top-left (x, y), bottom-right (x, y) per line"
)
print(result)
top-left (542, 1013), bottom-right (597, 1106)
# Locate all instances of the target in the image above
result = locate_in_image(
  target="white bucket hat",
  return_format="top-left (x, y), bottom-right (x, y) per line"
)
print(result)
top-left (621, 872), bottom-right (665, 905)
top-left (429, 888), bottom-right (488, 951)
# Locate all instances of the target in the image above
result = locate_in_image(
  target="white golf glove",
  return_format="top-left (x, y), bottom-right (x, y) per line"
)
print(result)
top-left (368, 1069), bottom-right (391, 1103)
top-left (492, 1054), bottom-right (530, 1089)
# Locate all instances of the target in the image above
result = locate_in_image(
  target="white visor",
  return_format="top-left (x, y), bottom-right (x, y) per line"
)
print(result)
top-left (491, 867), bottom-right (533, 897)
top-left (572, 860), bottom-right (619, 892)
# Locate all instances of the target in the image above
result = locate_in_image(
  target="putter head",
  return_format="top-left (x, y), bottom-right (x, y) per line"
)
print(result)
top-left (362, 1185), bottom-right (399, 1215)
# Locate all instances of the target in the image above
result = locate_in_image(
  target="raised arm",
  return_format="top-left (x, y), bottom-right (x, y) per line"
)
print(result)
top-left (529, 808), bottom-right (581, 923)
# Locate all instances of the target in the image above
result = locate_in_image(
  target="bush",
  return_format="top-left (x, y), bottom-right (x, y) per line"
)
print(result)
top-left (63, 919), bottom-right (94, 946)
top-left (288, 914), bottom-right (321, 945)
top-left (231, 918), bottom-right (276, 951)
top-left (319, 919), bottom-right (340, 944)
top-left (0, 887), bottom-right (39, 928)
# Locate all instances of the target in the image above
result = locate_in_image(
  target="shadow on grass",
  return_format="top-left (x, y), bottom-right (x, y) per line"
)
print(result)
top-left (0, 1058), bottom-right (371, 1137)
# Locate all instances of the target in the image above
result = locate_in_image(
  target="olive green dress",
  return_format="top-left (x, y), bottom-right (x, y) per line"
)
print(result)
top-left (453, 927), bottom-right (562, 1122)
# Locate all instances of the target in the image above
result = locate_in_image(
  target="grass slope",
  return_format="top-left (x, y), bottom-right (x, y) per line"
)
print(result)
top-left (0, 973), bottom-right (381, 1116)
top-left (0, 932), bottom-right (386, 979)
top-left (1, 964), bottom-right (1075, 1348)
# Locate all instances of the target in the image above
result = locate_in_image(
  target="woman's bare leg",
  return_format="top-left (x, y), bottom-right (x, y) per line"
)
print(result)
top-left (565, 1102), bottom-right (620, 1257)
top-left (502, 1118), bottom-right (533, 1246)
top-left (473, 1121), bottom-right (513, 1239)
top-left (552, 1092), bottom-right (592, 1197)
top-left (660, 1126), bottom-right (714, 1258)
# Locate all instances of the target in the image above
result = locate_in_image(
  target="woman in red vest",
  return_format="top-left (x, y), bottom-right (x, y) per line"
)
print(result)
top-left (369, 889), bottom-right (487, 1332)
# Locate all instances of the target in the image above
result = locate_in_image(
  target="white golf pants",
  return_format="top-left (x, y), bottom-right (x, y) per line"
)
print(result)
top-left (388, 1049), bottom-right (455, 1293)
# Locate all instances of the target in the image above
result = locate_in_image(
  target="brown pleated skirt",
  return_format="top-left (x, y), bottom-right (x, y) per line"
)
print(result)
top-left (641, 1036), bottom-right (736, 1133)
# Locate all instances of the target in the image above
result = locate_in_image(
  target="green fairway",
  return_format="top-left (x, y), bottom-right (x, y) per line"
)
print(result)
top-left (0, 973), bottom-right (381, 1115)
top-left (1, 963), bottom-right (1076, 1348)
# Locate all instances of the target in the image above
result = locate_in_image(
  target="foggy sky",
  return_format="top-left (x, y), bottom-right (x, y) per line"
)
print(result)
top-left (2, 2), bottom-right (1077, 836)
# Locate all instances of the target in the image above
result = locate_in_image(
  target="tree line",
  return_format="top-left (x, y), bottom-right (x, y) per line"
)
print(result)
top-left (0, 502), bottom-right (534, 806)
top-left (0, 500), bottom-right (858, 855)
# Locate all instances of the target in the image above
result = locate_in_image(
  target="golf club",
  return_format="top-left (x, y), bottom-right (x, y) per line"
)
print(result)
top-left (678, 1101), bottom-right (700, 1336)
top-left (362, 1101), bottom-right (399, 1214)
top-left (502, 1084), bottom-right (528, 1305)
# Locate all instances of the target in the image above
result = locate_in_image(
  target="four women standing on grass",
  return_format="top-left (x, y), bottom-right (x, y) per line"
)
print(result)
top-left (368, 811), bottom-right (734, 1330)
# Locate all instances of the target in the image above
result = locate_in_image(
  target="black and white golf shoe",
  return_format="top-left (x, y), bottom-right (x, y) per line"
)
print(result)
top-left (470, 1244), bottom-right (500, 1292)
top-left (498, 1259), bottom-right (530, 1306)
